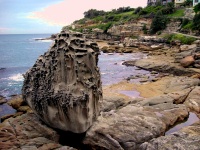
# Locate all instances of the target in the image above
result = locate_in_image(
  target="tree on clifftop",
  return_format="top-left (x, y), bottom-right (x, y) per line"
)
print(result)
top-left (84, 9), bottom-right (106, 19)
top-left (194, 3), bottom-right (200, 14)
top-left (192, 13), bottom-right (200, 32)
top-left (150, 11), bottom-right (168, 34)
top-left (193, 3), bottom-right (200, 33)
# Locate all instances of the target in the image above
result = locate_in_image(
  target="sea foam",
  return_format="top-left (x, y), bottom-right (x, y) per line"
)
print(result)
top-left (9, 73), bottom-right (24, 81)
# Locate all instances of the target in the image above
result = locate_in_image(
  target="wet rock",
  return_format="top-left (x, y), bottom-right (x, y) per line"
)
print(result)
top-left (140, 121), bottom-right (200, 150)
top-left (184, 86), bottom-right (200, 113)
top-left (180, 55), bottom-right (195, 67)
top-left (0, 68), bottom-right (6, 70)
top-left (0, 96), bottom-right (6, 105)
top-left (22, 31), bottom-right (102, 133)
top-left (125, 55), bottom-right (199, 76)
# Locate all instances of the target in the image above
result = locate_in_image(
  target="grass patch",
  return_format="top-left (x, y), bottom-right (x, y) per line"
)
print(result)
top-left (163, 33), bottom-right (196, 44)
top-left (168, 9), bottom-right (184, 17)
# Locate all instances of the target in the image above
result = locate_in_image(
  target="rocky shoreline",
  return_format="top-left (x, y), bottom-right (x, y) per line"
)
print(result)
top-left (1, 33), bottom-right (200, 149)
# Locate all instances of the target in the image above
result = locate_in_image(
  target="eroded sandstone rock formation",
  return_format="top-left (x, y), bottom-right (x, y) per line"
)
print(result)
top-left (22, 31), bottom-right (102, 133)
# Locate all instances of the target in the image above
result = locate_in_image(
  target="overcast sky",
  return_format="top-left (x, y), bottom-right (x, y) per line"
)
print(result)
top-left (0, 0), bottom-right (146, 34)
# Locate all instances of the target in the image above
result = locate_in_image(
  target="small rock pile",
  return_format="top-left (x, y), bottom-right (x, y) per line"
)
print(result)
top-left (175, 40), bottom-right (200, 68)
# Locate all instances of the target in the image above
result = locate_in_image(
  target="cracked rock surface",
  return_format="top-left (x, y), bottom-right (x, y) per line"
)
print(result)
top-left (22, 31), bottom-right (102, 133)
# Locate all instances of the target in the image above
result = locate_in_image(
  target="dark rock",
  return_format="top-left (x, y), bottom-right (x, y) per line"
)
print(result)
top-left (0, 96), bottom-right (6, 105)
top-left (194, 64), bottom-right (200, 68)
top-left (22, 31), bottom-right (102, 133)
top-left (126, 55), bottom-right (198, 76)
top-left (0, 68), bottom-right (6, 71)
top-left (184, 86), bottom-right (200, 113)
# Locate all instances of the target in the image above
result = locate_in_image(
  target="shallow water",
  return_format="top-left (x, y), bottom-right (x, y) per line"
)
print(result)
top-left (119, 90), bottom-right (141, 98)
top-left (165, 112), bottom-right (200, 135)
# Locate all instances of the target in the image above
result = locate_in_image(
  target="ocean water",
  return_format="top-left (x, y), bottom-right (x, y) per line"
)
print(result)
top-left (0, 34), bottom-right (53, 98)
top-left (0, 34), bottom-right (149, 98)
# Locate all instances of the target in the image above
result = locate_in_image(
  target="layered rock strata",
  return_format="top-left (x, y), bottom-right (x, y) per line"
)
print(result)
top-left (22, 31), bottom-right (102, 133)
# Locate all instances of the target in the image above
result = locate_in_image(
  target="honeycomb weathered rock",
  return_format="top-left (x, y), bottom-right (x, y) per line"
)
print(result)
top-left (22, 31), bottom-right (102, 133)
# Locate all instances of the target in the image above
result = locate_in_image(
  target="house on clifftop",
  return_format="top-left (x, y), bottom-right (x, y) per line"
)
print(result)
top-left (147, 0), bottom-right (158, 6)
top-left (193, 0), bottom-right (200, 6)
top-left (174, 0), bottom-right (185, 7)
top-left (162, 0), bottom-right (174, 5)
top-left (147, 0), bottom-right (175, 6)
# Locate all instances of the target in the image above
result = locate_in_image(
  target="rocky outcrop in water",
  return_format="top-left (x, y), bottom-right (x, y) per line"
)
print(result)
top-left (22, 31), bottom-right (102, 133)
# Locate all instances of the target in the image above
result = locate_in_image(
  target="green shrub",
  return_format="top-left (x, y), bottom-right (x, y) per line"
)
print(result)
top-left (138, 6), bottom-right (163, 15)
top-left (134, 7), bottom-right (143, 14)
top-left (182, 21), bottom-right (193, 29)
top-left (157, 31), bottom-right (162, 35)
top-left (150, 11), bottom-right (168, 34)
top-left (194, 3), bottom-right (200, 13)
top-left (93, 16), bottom-right (104, 23)
top-left (192, 13), bottom-right (200, 32)
top-left (105, 15), bottom-right (121, 22)
top-left (142, 24), bottom-right (148, 34)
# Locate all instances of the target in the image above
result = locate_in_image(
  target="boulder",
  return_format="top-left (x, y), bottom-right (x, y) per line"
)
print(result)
top-left (174, 50), bottom-right (194, 63)
top-left (180, 55), bottom-right (195, 67)
top-left (22, 31), bottom-right (102, 133)
top-left (123, 37), bottom-right (138, 47)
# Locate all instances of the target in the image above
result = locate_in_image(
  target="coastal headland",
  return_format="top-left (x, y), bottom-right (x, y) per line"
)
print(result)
top-left (1, 4), bottom-right (200, 150)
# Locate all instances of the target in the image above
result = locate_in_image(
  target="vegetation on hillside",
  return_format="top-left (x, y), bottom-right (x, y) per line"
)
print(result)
top-left (62, 3), bottom-right (198, 35)
top-left (150, 11), bottom-right (168, 34)
top-left (179, 3), bottom-right (200, 34)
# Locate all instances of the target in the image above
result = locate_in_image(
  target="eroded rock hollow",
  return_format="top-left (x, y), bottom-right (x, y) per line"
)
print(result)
top-left (22, 31), bottom-right (102, 133)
